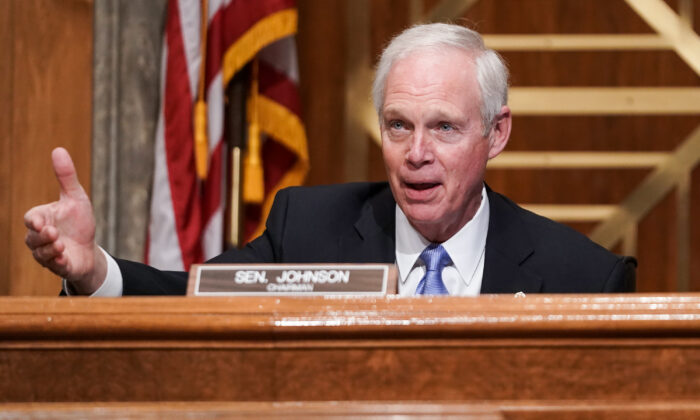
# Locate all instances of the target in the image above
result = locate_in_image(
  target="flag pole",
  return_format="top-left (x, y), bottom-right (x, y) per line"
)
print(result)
top-left (228, 147), bottom-right (243, 248)
top-left (225, 68), bottom-right (248, 248)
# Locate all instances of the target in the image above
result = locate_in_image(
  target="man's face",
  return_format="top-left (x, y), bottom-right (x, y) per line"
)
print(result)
top-left (380, 48), bottom-right (509, 242)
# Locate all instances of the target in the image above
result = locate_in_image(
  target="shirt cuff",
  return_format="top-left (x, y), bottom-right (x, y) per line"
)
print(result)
top-left (62, 247), bottom-right (124, 297)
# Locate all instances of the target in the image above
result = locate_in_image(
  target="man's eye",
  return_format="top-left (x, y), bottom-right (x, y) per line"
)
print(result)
top-left (389, 120), bottom-right (405, 130)
top-left (438, 122), bottom-right (453, 131)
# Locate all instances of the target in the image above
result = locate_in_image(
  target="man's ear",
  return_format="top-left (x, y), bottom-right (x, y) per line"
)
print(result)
top-left (487, 105), bottom-right (511, 160)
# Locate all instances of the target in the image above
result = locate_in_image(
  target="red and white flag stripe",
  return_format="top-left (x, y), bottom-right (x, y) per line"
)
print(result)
top-left (147, 0), bottom-right (306, 270)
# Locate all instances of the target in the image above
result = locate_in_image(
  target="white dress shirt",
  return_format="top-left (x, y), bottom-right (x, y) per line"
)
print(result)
top-left (395, 185), bottom-right (489, 296)
top-left (71, 186), bottom-right (489, 297)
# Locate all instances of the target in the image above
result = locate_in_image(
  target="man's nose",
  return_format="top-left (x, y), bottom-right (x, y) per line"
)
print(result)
top-left (406, 129), bottom-right (433, 167)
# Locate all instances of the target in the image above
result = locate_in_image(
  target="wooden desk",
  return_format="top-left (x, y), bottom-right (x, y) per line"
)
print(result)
top-left (1, 294), bottom-right (699, 418)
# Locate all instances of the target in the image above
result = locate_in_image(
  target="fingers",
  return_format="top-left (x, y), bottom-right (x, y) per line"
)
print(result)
top-left (24, 202), bottom-right (58, 232)
top-left (51, 147), bottom-right (85, 199)
top-left (25, 220), bottom-right (65, 272)
top-left (24, 203), bottom-right (57, 234)
top-left (24, 209), bottom-right (45, 232)
top-left (28, 235), bottom-right (70, 279)
top-left (25, 224), bottom-right (65, 271)
top-left (27, 227), bottom-right (69, 276)
top-left (25, 224), bottom-right (58, 249)
top-left (31, 240), bottom-right (65, 264)
top-left (28, 232), bottom-right (68, 277)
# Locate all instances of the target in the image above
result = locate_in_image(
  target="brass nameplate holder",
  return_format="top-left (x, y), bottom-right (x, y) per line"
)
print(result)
top-left (187, 264), bottom-right (397, 296)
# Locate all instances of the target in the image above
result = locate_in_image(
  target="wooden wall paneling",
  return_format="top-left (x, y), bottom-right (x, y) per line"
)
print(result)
top-left (666, 0), bottom-right (698, 31)
top-left (636, 191), bottom-right (678, 292)
top-left (365, 1), bottom-right (412, 182)
top-left (502, 51), bottom-right (699, 87)
top-left (297, 0), bottom-right (412, 185)
top-left (343, 0), bottom-right (370, 182)
top-left (369, 1), bottom-right (412, 70)
top-left (455, 1), bottom-right (700, 292)
top-left (8, 0), bottom-right (93, 296)
top-left (465, 0), bottom-right (655, 33)
top-left (626, 0), bottom-right (700, 292)
top-left (485, 168), bottom-right (651, 205)
top-left (677, 170), bottom-right (691, 292)
top-left (297, 0), bottom-right (347, 186)
top-left (0, 0), bottom-right (13, 296)
top-left (504, 116), bottom-right (699, 152)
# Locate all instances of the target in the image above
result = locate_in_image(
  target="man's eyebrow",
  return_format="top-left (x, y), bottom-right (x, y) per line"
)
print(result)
top-left (381, 106), bottom-right (405, 116)
top-left (382, 105), bottom-right (466, 122)
top-left (380, 111), bottom-right (407, 123)
top-left (425, 108), bottom-right (465, 122)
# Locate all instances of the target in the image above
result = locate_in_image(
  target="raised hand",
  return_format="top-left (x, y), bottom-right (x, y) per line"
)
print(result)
top-left (24, 148), bottom-right (106, 294)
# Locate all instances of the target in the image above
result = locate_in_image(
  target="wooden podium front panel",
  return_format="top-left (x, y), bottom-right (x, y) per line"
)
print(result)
top-left (1, 295), bottom-right (699, 407)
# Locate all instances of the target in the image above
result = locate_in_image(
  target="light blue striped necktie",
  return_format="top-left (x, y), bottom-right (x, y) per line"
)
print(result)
top-left (415, 244), bottom-right (451, 295)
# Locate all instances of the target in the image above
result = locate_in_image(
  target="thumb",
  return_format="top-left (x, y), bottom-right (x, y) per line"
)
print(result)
top-left (51, 147), bottom-right (85, 199)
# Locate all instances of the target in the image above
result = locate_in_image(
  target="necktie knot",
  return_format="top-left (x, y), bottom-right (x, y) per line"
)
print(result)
top-left (421, 243), bottom-right (452, 272)
top-left (415, 244), bottom-right (451, 295)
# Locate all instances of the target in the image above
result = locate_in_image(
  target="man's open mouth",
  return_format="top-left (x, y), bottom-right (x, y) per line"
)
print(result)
top-left (406, 182), bottom-right (439, 190)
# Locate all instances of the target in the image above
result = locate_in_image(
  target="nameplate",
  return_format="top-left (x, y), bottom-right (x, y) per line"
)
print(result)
top-left (187, 264), bottom-right (397, 296)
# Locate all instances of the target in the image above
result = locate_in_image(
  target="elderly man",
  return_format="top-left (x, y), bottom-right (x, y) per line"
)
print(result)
top-left (24, 23), bottom-right (635, 296)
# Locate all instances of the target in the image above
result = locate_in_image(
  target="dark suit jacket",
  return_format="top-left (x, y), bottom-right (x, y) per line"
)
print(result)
top-left (117, 182), bottom-right (636, 295)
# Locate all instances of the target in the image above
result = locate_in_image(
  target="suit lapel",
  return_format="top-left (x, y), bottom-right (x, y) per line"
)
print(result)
top-left (333, 183), bottom-right (542, 291)
top-left (481, 187), bottom-right (543, 294)
top-left (338, 185), bottom-right (396, 263)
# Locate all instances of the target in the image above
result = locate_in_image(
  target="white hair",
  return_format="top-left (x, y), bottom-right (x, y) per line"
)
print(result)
top-left (372, 23), bottom-right (509, 136)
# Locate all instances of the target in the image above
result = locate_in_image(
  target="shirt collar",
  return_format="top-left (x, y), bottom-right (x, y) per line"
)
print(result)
top-left (395, 185), bottom-right (490, 286)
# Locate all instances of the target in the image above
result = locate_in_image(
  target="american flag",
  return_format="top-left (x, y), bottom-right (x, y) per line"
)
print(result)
top-left (147, 0), bottom-right (308, 270)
